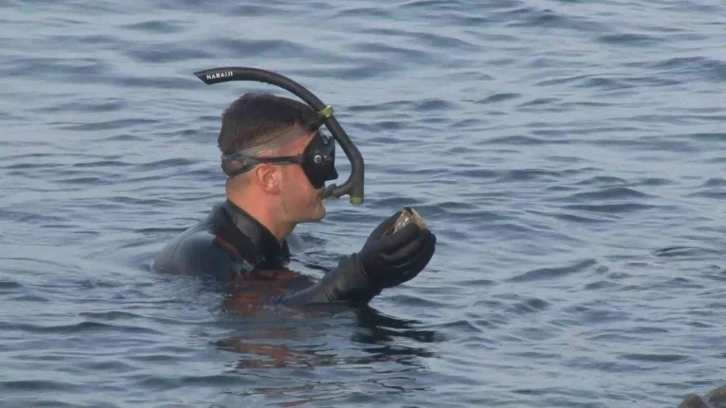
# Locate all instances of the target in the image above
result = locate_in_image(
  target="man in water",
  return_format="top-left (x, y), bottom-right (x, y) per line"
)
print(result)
top-left (152, 93), bottom-right (436, 307)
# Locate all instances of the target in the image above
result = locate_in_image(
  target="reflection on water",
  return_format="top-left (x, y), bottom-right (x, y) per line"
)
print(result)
top-left (232, 381), bottom-right (349, 408)
top-left (215, 302), bottom-right (441, 406)
top-left (218, 304), bottom-right (440, 368)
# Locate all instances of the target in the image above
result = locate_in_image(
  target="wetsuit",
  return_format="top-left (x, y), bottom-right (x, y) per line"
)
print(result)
top-left (152, 200), bottom-right (382, 306)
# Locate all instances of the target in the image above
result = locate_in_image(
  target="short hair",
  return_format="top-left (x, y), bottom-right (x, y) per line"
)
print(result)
top-left (217, 92), bottom-right (320, 155)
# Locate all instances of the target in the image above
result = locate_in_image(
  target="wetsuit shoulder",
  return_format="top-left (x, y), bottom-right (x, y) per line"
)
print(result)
top-left (152, 203), bottom-right (277, 282)
top-left (152, 222), bottom-right (244, 282)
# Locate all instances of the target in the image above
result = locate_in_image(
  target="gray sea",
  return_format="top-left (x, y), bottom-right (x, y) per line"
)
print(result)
top-left (1, 1), bottom-right (725, 407)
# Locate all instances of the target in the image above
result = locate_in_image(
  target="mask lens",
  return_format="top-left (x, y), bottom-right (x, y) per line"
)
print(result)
top-left (302, 131), bottom-right (338, 189)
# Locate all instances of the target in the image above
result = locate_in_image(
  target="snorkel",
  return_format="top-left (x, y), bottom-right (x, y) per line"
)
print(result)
top-left (193, 67), bottom-right (365, 205)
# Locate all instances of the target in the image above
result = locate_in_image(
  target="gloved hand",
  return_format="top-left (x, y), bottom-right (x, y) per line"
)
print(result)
top-left (357, 211), bottom-right (437, 290)
top-left (273, 211), bottom-right (436, 307)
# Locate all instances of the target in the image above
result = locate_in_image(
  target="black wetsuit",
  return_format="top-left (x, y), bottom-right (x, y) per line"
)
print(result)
top-left (152, 200), bottom-right (379, 306)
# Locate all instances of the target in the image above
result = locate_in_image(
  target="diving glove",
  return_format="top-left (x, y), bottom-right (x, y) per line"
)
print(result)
top-left (275, 211), bottom-right (436, 306)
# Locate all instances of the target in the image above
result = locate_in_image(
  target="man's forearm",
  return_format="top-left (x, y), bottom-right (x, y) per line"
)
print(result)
top-left (270, 254), bottom-right (381, 306)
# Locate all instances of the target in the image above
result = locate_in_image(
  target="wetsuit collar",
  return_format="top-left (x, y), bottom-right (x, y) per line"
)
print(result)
top-left (222, 199), bottom-right (284, 263)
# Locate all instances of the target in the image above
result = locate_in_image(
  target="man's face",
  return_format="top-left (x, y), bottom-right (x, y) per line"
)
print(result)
top-left (279, 131), bottom-right (327, 223)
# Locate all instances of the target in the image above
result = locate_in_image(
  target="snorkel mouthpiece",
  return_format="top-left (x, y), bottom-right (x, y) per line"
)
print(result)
top-left (193, 67), bottom-right (365, 205)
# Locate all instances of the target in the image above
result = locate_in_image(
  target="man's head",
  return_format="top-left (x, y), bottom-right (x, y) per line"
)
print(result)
top-left (218, 93), bottom-right (337, 230)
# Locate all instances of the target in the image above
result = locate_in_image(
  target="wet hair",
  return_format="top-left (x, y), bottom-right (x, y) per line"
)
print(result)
top-left (217, 92), bottom-right (321, 155)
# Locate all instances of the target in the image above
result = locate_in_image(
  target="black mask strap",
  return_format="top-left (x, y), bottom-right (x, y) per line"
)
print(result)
top-left (222, 154), bottom-right (304, 178)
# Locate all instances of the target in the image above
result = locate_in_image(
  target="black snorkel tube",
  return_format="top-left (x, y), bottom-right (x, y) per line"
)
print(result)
top-left (193, 67), bottom-right (364, 205)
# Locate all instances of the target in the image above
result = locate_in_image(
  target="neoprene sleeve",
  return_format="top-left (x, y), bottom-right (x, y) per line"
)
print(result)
top-left (271, 254), bottom-right (381, 306)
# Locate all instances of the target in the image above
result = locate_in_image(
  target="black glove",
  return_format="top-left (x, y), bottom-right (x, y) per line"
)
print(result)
top-left (273, 211), bottom-right (436, 307)
top-left (357, 211), bottom-right (436, 290)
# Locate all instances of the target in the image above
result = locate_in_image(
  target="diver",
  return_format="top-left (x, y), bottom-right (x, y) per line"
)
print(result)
top-left (152, 85), bottom-right (436, 307)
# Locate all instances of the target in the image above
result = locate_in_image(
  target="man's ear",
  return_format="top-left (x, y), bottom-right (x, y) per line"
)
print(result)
top-left (253, 164), bottom-right (281, 194)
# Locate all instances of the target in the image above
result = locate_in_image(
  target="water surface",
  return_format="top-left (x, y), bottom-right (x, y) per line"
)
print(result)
top-left (1, 1), bottom-right (725, 407)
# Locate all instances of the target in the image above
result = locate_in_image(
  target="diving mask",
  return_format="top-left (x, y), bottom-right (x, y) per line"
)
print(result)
top-left (222, 130), bottom-right (338, 189)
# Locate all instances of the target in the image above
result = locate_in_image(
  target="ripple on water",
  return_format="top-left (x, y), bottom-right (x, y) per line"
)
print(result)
top-left (119, 19), bottom-right (190, 34)
top-left (507, 259), bottom-right (598, 283)
top-left (597, 32), bottom-right (665, 46)
top-left (649, 56), bottom-right (726, 82)
top-left (621, 353), bottom-right (691, 363)
top-left (5, 321), bottom-right (164, 336)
